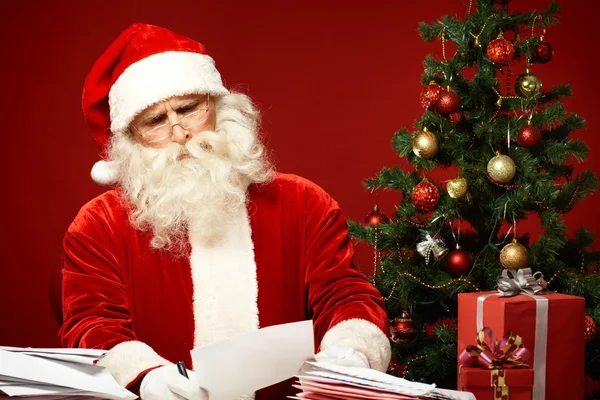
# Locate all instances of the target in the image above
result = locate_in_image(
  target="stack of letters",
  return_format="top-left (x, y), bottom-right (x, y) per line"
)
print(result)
top-left (292, 362), bottom-right (475, 400)
top-left (0, 346), bottom-right (136, 399)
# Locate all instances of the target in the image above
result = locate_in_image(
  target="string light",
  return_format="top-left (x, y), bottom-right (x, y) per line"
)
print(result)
top-left (530, 14), bottom-right (542, 38)
top-left (535, 176), bottom-right (581, 213)
top-left (545, 269), bottom-right (564, 285)
top-left (490, 87), bottom-right (522, 121)
top-left (469, 14), bottom-right (497, 48)
top-left (492, 87), bottom-right (522, 103)
top-left (441, 30), bottom-right (448, 62)
top-left (485, 169), bottom-right (582, 214)
top-left (373, 228), bottom-right (384, 274)
top-left (397, 217), bottom-right (427, 229)
top-left (486, 174), bottom-right (524, 189)
top-left (403, 355), bottom-right (426, 378)
top-left (506, 66), bottom-right (512, 96)
top-left (546, 268), bottom-right (581, 287)
top-left (397, 238), bottom-right (405, 263)
top-left (383, 272), bottom-right (480, 301)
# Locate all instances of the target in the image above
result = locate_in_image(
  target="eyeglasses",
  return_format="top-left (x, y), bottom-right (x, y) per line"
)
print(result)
top-left (132, 95), bottom-right (211, 144)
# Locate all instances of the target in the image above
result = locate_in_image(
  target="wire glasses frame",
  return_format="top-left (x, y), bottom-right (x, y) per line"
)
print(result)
top-left (132, 94), bottom-right (211, 144)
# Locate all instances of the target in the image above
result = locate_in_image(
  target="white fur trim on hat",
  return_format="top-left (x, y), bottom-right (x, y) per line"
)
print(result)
top-left (320, 318), bottom-right (392, 372)
top-left (96, 340), bottom-right (171, 387)
top-left (91, 160), bottom-right (119, 186)
top-left (108, 51), bottom-right (229, 134)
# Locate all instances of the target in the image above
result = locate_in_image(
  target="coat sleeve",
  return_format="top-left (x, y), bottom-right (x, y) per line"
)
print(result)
top-left (59, 199), bottom-right (169, 387)
top-left (303, 183), bottom-right (391, 372)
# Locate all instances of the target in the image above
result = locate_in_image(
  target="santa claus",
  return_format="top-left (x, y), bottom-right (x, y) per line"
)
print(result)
top-left (59, 23), bottom-right (391, 399)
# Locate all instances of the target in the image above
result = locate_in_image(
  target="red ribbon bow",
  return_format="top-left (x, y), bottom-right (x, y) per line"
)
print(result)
top-left (459, 327), bottom-right (530, 369)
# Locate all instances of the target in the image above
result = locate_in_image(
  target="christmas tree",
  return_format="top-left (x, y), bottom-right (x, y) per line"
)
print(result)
top-left (349, 0), bottom-right (600, 396)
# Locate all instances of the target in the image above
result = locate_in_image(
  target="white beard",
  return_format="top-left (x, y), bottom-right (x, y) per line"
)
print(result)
top-left (108, 93), bottom-right (273, 252)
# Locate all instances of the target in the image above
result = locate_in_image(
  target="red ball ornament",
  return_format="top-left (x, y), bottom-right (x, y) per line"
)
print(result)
top-left (419, 82), bottom-right (444, 111)
top-left (445, 245), bottom-right (473, 276)
top-left (365, 204), bottom-right (389, 226)
top-left (517, 122), bottom-right (542, 148)
top-left (487, 35), bottom-right (515, 66)
top-left (390, 310), bottom-right (417, 344)
top-left (436, 90), bottom-right (460, 115)
top-left (585, 315), bottom-right (597, 345)
top-left (533, 41), bottom-right (554, 64)
top-left (411, 180), bottom-right (440, 212)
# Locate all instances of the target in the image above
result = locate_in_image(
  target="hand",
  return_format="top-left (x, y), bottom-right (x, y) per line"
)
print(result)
top-left (140, 364), bottom-right (208, 400)
top-left (315, 345), bottom-right (370, 369)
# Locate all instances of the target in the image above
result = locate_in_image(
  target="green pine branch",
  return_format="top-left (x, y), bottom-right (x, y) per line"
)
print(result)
top-left (351, 0), bottom-right (598, 388)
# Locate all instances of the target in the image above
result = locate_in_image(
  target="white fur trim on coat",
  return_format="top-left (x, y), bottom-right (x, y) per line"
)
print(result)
top-left (108, 51), bottom-right (229, 134)
top-left (188, 206), bottom-right (258, 400)
top-left (96, 340), bottom-right (171, 387)
top-left (188, 206), bottom-right (259, 347)
top-left (320, 318), bottom-right (392, 372)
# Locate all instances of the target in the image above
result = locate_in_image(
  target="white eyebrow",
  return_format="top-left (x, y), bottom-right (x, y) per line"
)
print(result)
top-left (141, 110), bottom-right (167, 123)
top-left (138, 102), bottom-right (169, 123)
top-left (169, 97), bottom-right (203, 110)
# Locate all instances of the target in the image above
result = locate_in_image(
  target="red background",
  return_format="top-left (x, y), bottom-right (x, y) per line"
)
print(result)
top-left (1, 0), bottom-right (599, 348)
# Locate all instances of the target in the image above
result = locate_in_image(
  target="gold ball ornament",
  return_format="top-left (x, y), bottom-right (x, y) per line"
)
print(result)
top-left (412, 127), bottom-right (439, 159)
top-left (515, 69), bottom-right (542, 98)
top-left (500, 239), bottom-right (528, 270)
top-left (447, 177), bottom-right (468, 198)
top-left (487, 152), bottom-right (516, 183)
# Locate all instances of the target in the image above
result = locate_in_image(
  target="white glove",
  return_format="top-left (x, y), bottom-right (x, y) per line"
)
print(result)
top-left (140, 364), bottom-right (208, 400)
top-left (315, 345), bottom-right (370, 369)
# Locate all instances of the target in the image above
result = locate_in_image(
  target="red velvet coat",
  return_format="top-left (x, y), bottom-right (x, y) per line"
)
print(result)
top-left (60, 173), bottom-right (390, 399)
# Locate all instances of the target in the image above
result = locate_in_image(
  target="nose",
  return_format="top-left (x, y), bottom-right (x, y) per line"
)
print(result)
top-left (171, 124), bottom-right (189, 144)
top-left (164, 103), bottom-right (189, 145)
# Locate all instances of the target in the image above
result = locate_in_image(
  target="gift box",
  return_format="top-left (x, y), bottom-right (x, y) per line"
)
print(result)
top-left (458, 291), bottom-right (585, 400)
top-left (460, 367), bottom-right (534, 400)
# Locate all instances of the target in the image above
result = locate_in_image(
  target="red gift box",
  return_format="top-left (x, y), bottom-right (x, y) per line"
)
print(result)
top-left (460, 367), bottom-right (534, 400)
top-left (458, 291), bottom-right (585, 400)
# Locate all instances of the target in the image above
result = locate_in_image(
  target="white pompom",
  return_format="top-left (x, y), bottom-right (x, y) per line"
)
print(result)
top-left (90, 160), bottom-right (119, 186)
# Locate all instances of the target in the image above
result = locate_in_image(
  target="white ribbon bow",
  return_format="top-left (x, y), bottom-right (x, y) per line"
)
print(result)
top-left (497, 268), bottom-right (550, 296)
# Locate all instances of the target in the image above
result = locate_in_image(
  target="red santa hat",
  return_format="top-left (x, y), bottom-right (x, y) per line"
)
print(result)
top-left (83, 23), bottom-right (229, 185)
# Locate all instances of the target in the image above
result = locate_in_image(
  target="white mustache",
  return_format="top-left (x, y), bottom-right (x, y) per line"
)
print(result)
top-left (185, 130), bottom-right (229, 159)
top-left (145, 130), bottom-right (229, 171)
